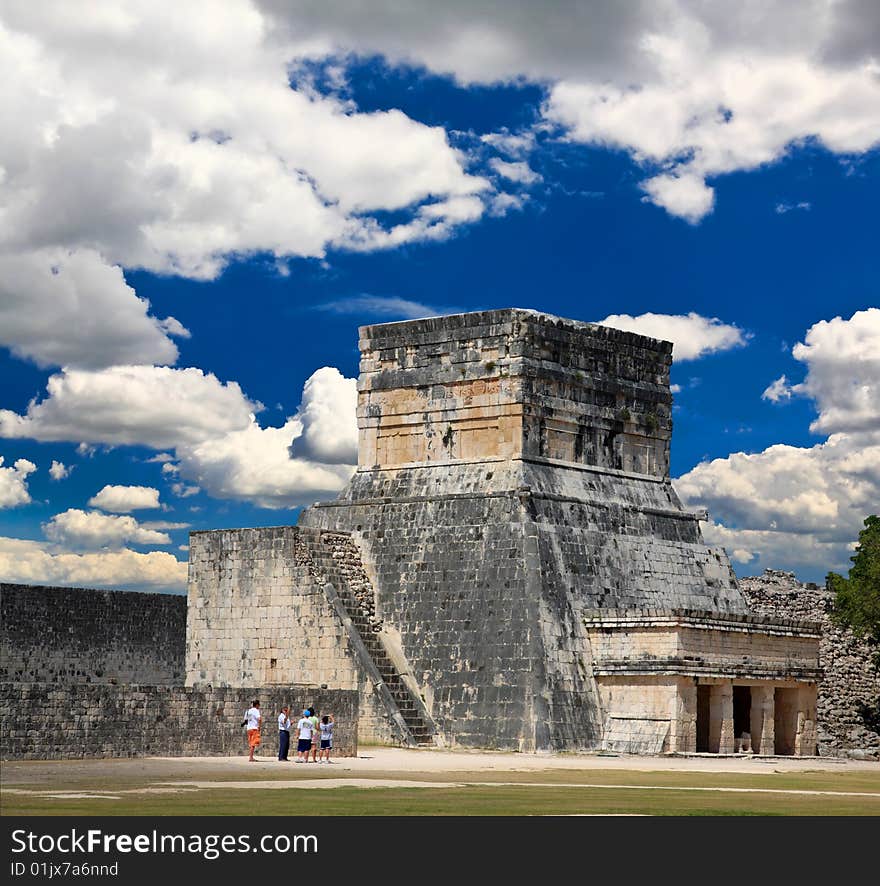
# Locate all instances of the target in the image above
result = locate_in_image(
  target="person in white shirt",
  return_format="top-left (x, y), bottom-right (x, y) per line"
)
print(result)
top-left (295, 710), bottom-right (313, 762)
top-left (244, 700), bottom-right (261, 762)
top-left (318, 714), bottom-right (334, 763)
top-left (277, 706), bottom-right (291, 761)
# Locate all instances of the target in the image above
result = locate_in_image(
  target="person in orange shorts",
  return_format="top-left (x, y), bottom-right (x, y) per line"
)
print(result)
top-left (244, 699), bottom-right (261, 761)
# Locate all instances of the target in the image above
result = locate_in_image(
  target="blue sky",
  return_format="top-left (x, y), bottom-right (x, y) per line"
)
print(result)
top-left (1, 2), bottom-right (878, 590)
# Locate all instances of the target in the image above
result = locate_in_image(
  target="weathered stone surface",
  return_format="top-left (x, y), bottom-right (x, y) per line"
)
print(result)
top-left (297, 309), bottom-right (768, 751)
top-left (356, 308), bottom-right (674, 477)
top-left (584, 609), bottom-right (822, 679)
top-left (5, 308), bottom-right (823, 760)
top-left (186, 525), bottom-right (418, 746)
top-left (583, 610), bottom-right (821, 754)
top-left (0, 684), bottom-right (357, 760)
top-left (1, 583), bottom-right (185, 684)
top-left (741, 570), bottom-right (880, 758)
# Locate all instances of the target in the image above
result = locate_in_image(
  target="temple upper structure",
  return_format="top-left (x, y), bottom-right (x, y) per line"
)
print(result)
top-left (188, 309), bottom-right (821, 755)
top-left (357, 308), bottom-right (672, 477)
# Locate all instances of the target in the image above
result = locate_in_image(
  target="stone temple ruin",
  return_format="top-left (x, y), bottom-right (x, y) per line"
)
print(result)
top-left (188, 309), bottom-right (822, 755)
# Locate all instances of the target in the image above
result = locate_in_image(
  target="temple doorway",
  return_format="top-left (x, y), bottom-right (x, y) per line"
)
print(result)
top-left (696, 684), bottom-right (711, 752)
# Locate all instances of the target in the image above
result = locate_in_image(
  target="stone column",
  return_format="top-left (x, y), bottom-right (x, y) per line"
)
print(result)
top-left (794, 685), bottom-right (817, 756)
top-left (708, 683), bottom-right (734, 753)
top-left (671, 678), bottom-right (697, 753)
top-left (750, 685), bottom-right (775, 755)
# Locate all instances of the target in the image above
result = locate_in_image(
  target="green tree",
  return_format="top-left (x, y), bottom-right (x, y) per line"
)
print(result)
top-left (827, 515), bottom-right (880, 650)
top-left (829, 516), bottom-right (880, 737)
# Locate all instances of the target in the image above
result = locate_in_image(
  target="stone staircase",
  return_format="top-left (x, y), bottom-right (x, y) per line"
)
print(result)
top-left (305, 530), bottom-right (435, 747)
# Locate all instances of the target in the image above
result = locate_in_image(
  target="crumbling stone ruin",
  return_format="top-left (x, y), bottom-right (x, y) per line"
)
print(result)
top-left (742, 570), bottom-right (879, 759)
top-left (188, 309), bottom-right (822, 755)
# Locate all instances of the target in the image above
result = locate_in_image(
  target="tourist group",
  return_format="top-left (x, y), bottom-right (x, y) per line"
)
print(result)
top-left (242, 700), bottom-right (335, 763)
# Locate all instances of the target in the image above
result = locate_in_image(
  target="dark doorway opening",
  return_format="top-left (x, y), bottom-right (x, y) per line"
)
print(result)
top-left (696, 685), bottom-right (711, 752)
top-left (733, 686), bottom-right (751, 749)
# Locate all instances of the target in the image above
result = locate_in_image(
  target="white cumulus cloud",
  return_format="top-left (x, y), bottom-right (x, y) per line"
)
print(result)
top-left (256, 1), bottom-right (880, 221)
top-left (0, 536), bottom-right (186, 591)
top-left (676, 308), bottom-right (880, 578)
top-left (545, 21), bottom-right (880, 220)
top-left (0, 359), bottom-right (361, 510)
top-left (640, 172), bottom-right (715, 224)
top-left (788, 308), bottom-right (880, 436)
top-left (0, 365), bottom-right (259, 450)
top-left (289, 367), bottom-right (358, 465)
top-left (596, 312), bottom-right (748, 361)
top-left (88, 484), bottom-right (161, 513)
top-left (176, 418), bottom-right (354, 509)
top-left (762, 375), bottom-right (793, 403)
top-left (48, 460), bottom-right (71, 481)
top-left (0, 249), bottom-right (188, 370)
top-left (43, 509), bottom-right (172, 549)
top-left (0, 456), bottom-right (36, 508)
top-left (171, 367), bottom-right (358, 508)
top-left (489, 158), bottom-right (542, 185)
top-left (0, 2), bottom-right (487, 283)
top-left (170, 483), bottom-right (200, 499)
top-left (481, 129), bottom-right (536, 159)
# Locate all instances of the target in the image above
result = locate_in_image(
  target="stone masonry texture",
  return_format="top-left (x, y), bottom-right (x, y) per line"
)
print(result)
top-left (297, 309), bottom-right (766, 751)
top-left (186, 526), bottom-right (395, 745)
top-left (741, 570), bottom-right (879, 759)
top-left (1, 583), bottom-right (186, 684)
top-left (3, 311), bottom-right (835, 759)
top-left (0, 684), bottom-right (357, 760)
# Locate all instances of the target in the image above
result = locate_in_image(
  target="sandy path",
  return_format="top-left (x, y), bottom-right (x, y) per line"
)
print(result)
top-left (3, 746), bottom-right (877, 789)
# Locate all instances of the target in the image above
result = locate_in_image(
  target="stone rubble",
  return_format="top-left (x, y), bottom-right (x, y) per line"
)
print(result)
top-left (741, 569), bottom-right (879, 759)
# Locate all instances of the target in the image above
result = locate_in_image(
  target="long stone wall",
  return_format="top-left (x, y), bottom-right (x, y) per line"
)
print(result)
top-left (741, 570), bottom-right (880, 758)
top-left (0, 684), bottom-right (357, 760)
top-left (1, 583), bottom-right (186, 684)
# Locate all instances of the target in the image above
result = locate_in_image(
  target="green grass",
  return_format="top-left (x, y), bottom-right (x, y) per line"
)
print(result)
top-left (3, 766), bottom-right (879, 816)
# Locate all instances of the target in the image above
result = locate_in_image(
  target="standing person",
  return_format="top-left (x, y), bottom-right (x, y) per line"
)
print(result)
top-left (295, 709), bottom-right (313, 762)
top-left (307, 707), bottom-right (320, 763)
top-left (277, 706), bottom-right (291, 761)
top-left (244, 699), bottom-right (261, 762)
top-left (318, 714), bottom-right (334, 763)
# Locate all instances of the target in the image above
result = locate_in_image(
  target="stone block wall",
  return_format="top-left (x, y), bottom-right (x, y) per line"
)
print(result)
top-left (303, 475), bottom-right (604, 752)
top-left (357, 309), bottom-right (673, 478)
top-left (741, 570), bottom-right (880, 758)
top-left (523, 465), bottom-right (745, 613)
top-left (0, 684), bottom-right (357, 760)
top-left (186, 526), bottom-right (393, 744)
top-left (585, 611), bottom-right (822, 678)
top-left (1, 583), bottom-right (186, 684)
top-left (595, 676), bottom-right (679, 754)
top-left (186, 528), bottom-right (359, 689)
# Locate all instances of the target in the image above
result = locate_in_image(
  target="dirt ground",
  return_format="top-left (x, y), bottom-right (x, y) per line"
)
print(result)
top-left (3, 745), bottom-right (878, 787)
top-left (3, 748), bottom-right (878, 815)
